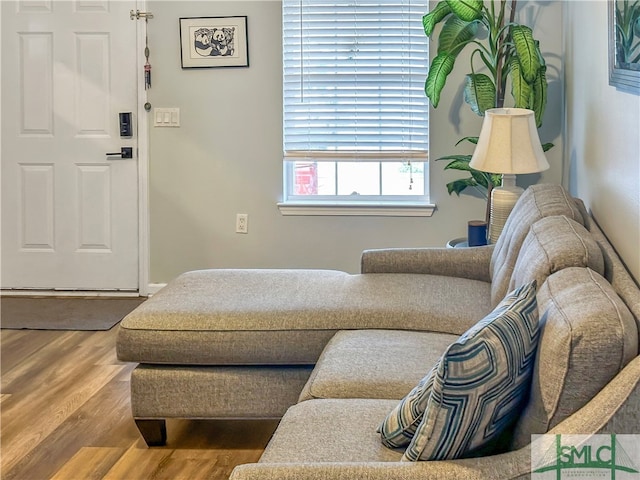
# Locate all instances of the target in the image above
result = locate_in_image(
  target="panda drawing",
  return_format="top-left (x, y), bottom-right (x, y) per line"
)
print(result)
top-left (193, 28), bottom-right (214, 57)
top-left (193, 27), bottom-right (236, 57)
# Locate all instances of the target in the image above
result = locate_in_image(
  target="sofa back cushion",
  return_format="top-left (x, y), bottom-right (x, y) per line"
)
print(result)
top-left (509, 215), bottom-right (605, 292)
top-left (511, 267), bottom-right (638, 449)
top-left (490, 184), bottom-right (584, 307)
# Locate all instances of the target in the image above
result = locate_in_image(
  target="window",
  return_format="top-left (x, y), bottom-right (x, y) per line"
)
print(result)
top-left (280, 0), bottom-right (432, 216)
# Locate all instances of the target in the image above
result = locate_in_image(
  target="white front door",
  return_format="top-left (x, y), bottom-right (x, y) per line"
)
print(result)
top-left (1, 0), bottom-right (140, 290)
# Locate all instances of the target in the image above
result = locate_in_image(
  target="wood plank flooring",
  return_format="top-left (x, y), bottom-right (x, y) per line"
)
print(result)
top-left (1, 328), bottom-right (278, 480)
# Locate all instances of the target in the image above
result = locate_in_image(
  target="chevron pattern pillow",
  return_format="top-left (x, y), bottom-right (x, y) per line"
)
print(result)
top-left (377, 360), bottom-right (439, 448)
top-left (401, 280), bottom-right (540, 461)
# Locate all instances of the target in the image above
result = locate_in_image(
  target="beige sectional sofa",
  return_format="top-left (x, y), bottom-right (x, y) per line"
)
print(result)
top-left (116, 184), bottom-right (640, 478)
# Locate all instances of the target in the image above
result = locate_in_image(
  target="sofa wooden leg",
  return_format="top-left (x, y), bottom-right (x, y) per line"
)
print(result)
top-left (135, 419), bottom-right (167, 447)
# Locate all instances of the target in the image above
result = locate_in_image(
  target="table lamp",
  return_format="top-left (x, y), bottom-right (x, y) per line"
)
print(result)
top-left (469, 108), bottom-right (549, 244)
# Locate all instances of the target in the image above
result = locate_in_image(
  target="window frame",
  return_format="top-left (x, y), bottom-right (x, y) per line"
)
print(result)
top-left (279, 0), bottom-right (433, 216)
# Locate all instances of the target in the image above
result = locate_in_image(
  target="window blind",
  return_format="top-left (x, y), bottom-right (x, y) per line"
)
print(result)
top-left (283, 0), bottom-right (429, 162)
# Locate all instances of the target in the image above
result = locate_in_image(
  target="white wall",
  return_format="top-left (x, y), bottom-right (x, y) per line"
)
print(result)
top-left (564, 1), bottom-right (640, 282)
top-left (147, 1), bottom-right (564, 283)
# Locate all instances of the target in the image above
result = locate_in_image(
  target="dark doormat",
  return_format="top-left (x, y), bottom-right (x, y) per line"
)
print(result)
top-left (0, 296), bottom-right (146, 331)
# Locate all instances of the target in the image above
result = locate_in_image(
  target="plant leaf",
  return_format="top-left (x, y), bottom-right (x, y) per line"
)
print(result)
top-left (463, 73), bottom-right (496, 116)
top-left (489, 173), bottom-right (503, 188)
top-left (478, 49), bottom-right (497, 78)
top-left (511, 25), bottom-right (540, 82)
top-left (447, 178), bottom-right (478, 196)
top-left (445, 0), bottom-right (483, 22)
top-left (470, 169), bottom-right (491, 189)
top-left (444, 158), bottom-right (473, 171)
top-left (437, 16), bottom-right (479, 56)
top-left (509, 59), bottom-right (532, 108)
top-left (423, 1), bottom-right (452, 37)
top-left (531, 65), bottom-right (548, 127)
top-left (542, 142), bottom-right (554, 152)
top-left (425, 53), bottom-right (456, 108)
top-left (455, 136), bottom-right (479, 146)
top-left (436, 154), bottom-right (472, 163)
top-left (438, 152), bottom-right (497, 195)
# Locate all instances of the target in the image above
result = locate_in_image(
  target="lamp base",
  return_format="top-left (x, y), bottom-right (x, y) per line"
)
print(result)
top-left (489, 175), bottom-right (523, 244)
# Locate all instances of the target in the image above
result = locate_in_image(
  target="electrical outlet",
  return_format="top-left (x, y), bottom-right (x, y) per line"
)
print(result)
top-left (236, 214), bottom-right (248, 234)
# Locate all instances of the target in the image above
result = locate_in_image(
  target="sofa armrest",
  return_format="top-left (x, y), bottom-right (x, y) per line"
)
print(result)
top-left (230, 448), bottom-right (531, 480)
top-left (361, 245), bottom-right (493, 282)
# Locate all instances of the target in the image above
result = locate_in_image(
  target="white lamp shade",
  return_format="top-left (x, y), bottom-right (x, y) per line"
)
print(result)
top-left (469, 108), bottom-right (549, 174)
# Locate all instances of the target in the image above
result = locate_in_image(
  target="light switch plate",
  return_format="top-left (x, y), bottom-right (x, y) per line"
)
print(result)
top-left (153, 108), bottom-right (180, 127)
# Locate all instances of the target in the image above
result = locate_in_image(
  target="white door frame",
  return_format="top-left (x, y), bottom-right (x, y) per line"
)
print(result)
top-left (135, 0), bottom-right (150, 297)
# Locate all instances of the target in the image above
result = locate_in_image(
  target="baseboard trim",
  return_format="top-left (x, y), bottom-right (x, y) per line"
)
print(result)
top-left (2, 283), bottom-right (168, 298)
top-left (0, 289), bottom-right (141, 298)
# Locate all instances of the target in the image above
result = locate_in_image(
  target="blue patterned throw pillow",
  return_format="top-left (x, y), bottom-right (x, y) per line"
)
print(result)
top-left (378, 360), bottom-right (439, 448)
top-left (401, 280), bottom-right (540, 461)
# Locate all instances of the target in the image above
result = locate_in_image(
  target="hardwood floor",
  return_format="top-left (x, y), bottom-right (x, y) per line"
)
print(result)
top-left (1, 328), bottom-right (278, 480)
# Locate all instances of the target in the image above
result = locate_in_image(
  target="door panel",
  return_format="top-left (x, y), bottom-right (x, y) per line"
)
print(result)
top-left (1, 0), bottom-right (139, 290)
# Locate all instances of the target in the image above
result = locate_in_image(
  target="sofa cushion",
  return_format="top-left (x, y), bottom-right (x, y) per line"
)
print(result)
top-left (509, 215), bottom-right (605, 292)
top-left (399, 281), bottom-right (539, 461)
top-left (511, 267), bottom-right (639, 449)
top-left (117, 269), bottom-right (491, 365)
top-left (260, 399), bottom-right (404, 463)
top-left (298, 329), bottom-right (458, 402)
top-left (380, 281), bottom-right (539, 455)
top-left (490, 184), bottom-right (584, 307)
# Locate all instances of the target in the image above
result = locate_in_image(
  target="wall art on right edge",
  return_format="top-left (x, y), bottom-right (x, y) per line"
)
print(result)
top-left (609, 0), bottom-right (640, 94)
top-left (180, 16), bottom-right (249, 69)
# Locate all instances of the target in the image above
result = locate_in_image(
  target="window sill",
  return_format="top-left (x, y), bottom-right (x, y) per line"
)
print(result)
top-left (277, 201), bottom-right (436, 217)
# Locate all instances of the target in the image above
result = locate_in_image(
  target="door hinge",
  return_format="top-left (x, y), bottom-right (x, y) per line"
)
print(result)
top-left (130, 9), bottom-right (153, 20)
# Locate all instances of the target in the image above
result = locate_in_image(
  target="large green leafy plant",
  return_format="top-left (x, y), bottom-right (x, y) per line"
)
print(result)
top-left (424, 0), bottom-right (551, 197)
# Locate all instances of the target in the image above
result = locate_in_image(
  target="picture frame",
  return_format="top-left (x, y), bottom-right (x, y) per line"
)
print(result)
top-left (179, 16), bottom-right (249, 69)
top-left (608, 0), bottom-right (640, 94)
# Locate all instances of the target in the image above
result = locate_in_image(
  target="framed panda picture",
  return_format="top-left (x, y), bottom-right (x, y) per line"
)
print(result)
top-left (179, 16), bottom-right (249, 69)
